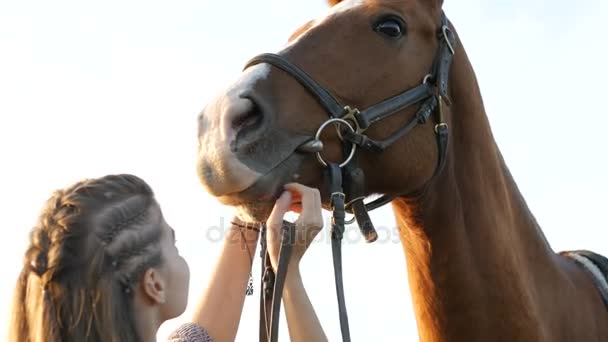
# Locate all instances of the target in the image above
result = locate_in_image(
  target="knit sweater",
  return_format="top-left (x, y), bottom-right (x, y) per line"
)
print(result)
top-left (168, 322), bottom-right (213, 342)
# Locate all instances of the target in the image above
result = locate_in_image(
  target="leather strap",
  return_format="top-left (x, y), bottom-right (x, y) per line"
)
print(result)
top-left (268, 221), bottom-right (296, 342)
top-left (327, 163), bottom-right (351, 342)
top-left (577, 251), bottom-right (608, 277)
top-left (343, 164), bottom-right (377, 243)
top-left (244, 53), bottom-right (345, 119)
top-left (434, 13), bottom-right (456, 98)
top-left (562, 250), bottom-right (608, 308)
top-left (358, 83), bottom-right (434, 129)
top-left (259, 229), bottom-right (272, 342)
top-left (343, 96), bottom-right (438, 152)
top-left (259, 222), bottom-right (297, 342)
top-left (243, 54), bottom-right (435, 133)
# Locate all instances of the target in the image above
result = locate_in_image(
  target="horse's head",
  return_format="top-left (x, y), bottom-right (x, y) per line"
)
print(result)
top-left (197, 0), bottom-right (453, 221)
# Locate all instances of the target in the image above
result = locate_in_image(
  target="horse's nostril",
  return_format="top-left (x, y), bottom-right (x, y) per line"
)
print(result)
top-left (231, 102), bottom-right (265, 135)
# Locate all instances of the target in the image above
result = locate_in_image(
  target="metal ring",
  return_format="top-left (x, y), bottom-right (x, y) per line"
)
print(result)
top-left (442, 26), bottom-right (455, 55)
top-left (345, 215), bottom-right (356, 225)
top-left (335, 123), bottom-right (346, 141)
top-left (422, 74), bottom-right (433, 84)
top-left (315, 118), bottom-right (357, 168)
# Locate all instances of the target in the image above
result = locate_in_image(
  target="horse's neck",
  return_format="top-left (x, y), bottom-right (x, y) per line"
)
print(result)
top-left (393, 45), bottom-right (558, 341)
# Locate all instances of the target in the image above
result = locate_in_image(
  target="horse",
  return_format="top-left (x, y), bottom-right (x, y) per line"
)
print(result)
top-left (196, 0), bottom-right (608, 341)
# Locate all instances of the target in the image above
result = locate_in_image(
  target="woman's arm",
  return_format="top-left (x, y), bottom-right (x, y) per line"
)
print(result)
top-left (190, 221), bottom-right (259, 342)
top-left (282, 269), bottom-right (328, 342)
top-left (266, 184), bottom-right (328, 342)
top-left (188, 183), bottom-right (325, 342)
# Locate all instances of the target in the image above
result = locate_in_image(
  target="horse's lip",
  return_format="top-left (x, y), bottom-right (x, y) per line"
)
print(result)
top-left (217, 153), bottom-right (303, 206)
top-left (218, 182), bottom-right (282, 205)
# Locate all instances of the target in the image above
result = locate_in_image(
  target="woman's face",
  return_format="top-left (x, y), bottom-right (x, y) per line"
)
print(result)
top-left (157, 217), bottom-right (191, 320)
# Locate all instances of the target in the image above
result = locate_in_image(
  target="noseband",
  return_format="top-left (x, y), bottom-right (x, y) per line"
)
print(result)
top-left (244, 11), bottom-right (456, 342)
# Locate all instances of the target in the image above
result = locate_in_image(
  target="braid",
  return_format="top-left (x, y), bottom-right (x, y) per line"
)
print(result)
top-left (24, 190), bottom-right (70, 284)
top-left (100, 195), bottom-right (163, 294)
top-left (98, 197), bottom-right (152, 245)
top-left (10, 174), bottom-right (163, 342)
top-left (117, 247), bottom-right (163, 294)
top-left (109, 226), bottom-right (159, 271)
top-left (25, 228), bottom-right (50, 279)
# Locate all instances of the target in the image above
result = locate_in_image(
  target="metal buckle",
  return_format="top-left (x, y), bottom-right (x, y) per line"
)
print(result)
top-left (434, 122), bottom-right (448, 133)
top-left (344, 215), bottom-right (356, 225)
top-left (442, 25), bottom-right (455, 55)
top-left (315, 118), bottom-right (357, 168)
top-left (434, 95), bottom-right (448, 133)
top-left (330, 192), bottom-right (346, 227)
top-left (345, 196), bottom-right (365, 209)
top-left (339, 106), bottom-right (365, 136)
top-left (330, 191), bottom-right (346, 200)
top-left (343, 196), bottom-right (365, 225)
top-left (330, 191), bottom-right (346, 210)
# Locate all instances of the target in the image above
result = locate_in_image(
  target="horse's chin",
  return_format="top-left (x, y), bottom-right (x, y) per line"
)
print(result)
top-left (218, 185), bottom-right (280, 223)
top-left (216, 154), bottom-right (306, 222)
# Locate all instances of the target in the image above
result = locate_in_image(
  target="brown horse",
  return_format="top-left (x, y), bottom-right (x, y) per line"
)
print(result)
top-left (197, 0), bottom-right (608, 341)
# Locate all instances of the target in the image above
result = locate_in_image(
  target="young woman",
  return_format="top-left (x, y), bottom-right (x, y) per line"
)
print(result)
top-left (10, 174), bottom-right (327, 342)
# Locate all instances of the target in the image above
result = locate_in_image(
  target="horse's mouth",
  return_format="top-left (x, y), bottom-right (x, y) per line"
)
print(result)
top-left (216, 153), bottom-right (306, 222)
top-left (217, 182), bottom-right (283, 220)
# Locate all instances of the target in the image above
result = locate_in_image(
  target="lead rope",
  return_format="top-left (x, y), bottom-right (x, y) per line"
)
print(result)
top-left (268, 221), bottom-right (296, 342)
top-left (259, 226), bottom-right (272, 342)
top-left (328, 163), bottom-right (352, 342)
top-left (259, 221), bottom-right (297, 342)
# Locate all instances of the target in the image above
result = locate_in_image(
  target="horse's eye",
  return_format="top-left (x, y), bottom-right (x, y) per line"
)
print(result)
top-left (374, 18), bottom-right (405, 39)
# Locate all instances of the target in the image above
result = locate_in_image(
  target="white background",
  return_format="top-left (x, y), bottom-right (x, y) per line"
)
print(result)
top-left (1, 0), bottom-right (606, 340)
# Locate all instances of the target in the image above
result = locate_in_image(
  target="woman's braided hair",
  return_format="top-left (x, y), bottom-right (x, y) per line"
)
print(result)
top-left (10, 174), bottom-right (164, 342)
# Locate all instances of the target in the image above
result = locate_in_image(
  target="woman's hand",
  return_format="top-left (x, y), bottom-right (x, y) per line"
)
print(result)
top-left (265, 183), bottom-right (324, 271)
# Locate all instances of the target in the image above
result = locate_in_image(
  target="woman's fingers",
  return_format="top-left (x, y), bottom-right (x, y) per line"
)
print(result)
top-left (266, 191), bottom-right (292, 231)
top-left (265, 183), bottom-right (325, 270)
top-left (265, 191), bottom-right (291, 270)
top-left (284, 183), bottom-right (323, 229)
top-left (283, 183), bottom-right (310, 194)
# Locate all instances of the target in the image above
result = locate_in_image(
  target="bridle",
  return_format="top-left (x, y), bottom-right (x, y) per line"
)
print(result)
top-left (245, 11), bottom-right (456, 342)
top-left (243, 11), bottom-right (457, 342)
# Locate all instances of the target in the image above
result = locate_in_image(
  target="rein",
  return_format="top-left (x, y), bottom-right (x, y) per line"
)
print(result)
top-left (244, 11), bottom-right (457, 342)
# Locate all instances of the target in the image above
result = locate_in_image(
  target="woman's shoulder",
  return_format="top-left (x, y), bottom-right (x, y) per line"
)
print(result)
top-left (167, 322), bottom-right (213, 342)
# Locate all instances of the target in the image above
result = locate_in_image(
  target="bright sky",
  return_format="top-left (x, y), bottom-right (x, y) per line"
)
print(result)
top-left (1, 0), bottom-right (607, 341)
